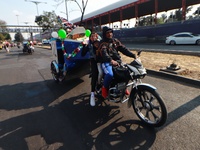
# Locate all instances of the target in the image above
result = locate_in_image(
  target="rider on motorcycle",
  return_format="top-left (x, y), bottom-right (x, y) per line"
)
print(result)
top-left (97, 26), bottom-right (136, 99)
top-left (81, 32), bottom-right (102, 106)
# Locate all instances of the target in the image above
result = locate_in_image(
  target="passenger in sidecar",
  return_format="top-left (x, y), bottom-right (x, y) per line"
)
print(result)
top-left (51, 38), bottom-right (90, 82)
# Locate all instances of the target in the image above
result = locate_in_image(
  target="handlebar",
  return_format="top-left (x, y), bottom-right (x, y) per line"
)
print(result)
top-left (137, 50), bottom-right (142, 56)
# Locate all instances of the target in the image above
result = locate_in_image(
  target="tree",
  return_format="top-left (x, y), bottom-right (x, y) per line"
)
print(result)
top-left (160, 14), bottom-right (167, 23)
top-left (0, 33), bottom-right (5, 41)
top-left (0, 19), bottom-right (12, 40)
top-left (0, 19), bottom-right (7, 32)
top-left (35, 11), bottom-right (61, 31)
top-left (54, 0), bottom-right (89, 25)
top-left (3, 33), bottom-right (11, 40)
top-left (167, 6), bottom-right (193, 22)
top-left (14, 32), bottom-right (24, 42)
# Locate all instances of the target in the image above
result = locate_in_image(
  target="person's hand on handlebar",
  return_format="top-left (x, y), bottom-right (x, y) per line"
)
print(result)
top-left (111, 60), bottom-right (119, 66)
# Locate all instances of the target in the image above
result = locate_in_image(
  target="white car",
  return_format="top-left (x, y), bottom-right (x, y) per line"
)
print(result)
top-left (165, 32), bottom-right (200, 45)
top-left (42, 39), bottom-right (50, 45)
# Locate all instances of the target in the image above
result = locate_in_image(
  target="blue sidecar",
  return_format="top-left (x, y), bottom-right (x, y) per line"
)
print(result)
top-left (50, 38), bottom-right (90, 82)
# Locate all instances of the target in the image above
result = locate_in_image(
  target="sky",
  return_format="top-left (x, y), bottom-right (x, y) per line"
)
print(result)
top-left (0, 0), bottom-right (121, 26)
top-left (0, 0), bottom-right (200, 26)
top-left (1, 0), bottom-right (199, 40)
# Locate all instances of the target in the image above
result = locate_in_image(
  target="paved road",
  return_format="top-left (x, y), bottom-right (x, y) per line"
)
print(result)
top-left (0, 47), bottom-right (199, 150)
top-left (125, 43), bottom-right (200, 55)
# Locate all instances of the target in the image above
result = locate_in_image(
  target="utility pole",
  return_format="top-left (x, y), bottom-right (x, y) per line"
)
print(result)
top-left (65, 0), bottom-right (68, 20)
top-left (25, 0), bottom-right (47, 41)
top-left (16, 14), bottom-right (19, 25)
top-left (23, 22), bottom-right (30, 39)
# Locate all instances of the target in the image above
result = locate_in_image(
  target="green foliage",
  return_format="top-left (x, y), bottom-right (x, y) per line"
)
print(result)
top-left (4, 33), bottom-right (11, 40)
top-left (157, 18), bottom-right (165, 24)
top-left (0, 19), bottom-right (12, 40)
top-left (0, 33), bottom-right (5, 40)
top-left (14, 32), bottom-right (24, 42)
top-left (35, 11), bottom-right (62, 32)
top-left (167, 6), bottom-right (193, 21)
top-left (1, 33), bottom-right (11, 40)
top-left (0, 19), bottom-right (7, 34)
top-left (0, 19), bottom-right (6, 27)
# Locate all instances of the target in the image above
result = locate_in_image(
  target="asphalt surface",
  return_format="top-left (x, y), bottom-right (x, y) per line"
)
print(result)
top-left (125, 43), bottom-right (200, 56)
top-left (0, 47), bottom-right (199, 150)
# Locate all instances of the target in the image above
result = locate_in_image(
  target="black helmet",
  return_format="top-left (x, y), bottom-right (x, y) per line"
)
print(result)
top-left (102, 26), bottom-right (113, 41)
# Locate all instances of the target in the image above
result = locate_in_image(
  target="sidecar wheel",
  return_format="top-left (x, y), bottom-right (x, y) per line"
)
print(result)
top-left (50, 61), bottom-right (59, 82)
top-left (131, 86), bottom-right (167, 127)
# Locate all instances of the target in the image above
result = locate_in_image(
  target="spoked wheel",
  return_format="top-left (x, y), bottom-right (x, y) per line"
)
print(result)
top-left (131, 86), bottom-right (167, 127)
top-left (57, 74), bottom-right (65, 82)
top-left (50, 61), bottom-right (66, 83)
top-left (51, 61), bottom-right (59, 82)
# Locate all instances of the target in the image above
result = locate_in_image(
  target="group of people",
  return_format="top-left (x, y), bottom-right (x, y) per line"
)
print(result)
top-left (0, 41), bottom-right (10, 53)
top-left (81, 26), bottom-right (136, 106)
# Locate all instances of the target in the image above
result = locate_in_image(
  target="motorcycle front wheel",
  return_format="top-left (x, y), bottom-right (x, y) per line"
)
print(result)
top-left (131, 86), bottom-right (167, 127)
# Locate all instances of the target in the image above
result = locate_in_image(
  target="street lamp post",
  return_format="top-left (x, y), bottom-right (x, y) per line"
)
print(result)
top-left (65, 0), bottom-right (68, 20)
top-left (25, 0), bottom-right (47, 41)
top-left (25, 0), bottom-right (47, 15)
top-left (16, 14), bottom-right (19, 25)
top-left (23, 22), bottom-right (30, 39)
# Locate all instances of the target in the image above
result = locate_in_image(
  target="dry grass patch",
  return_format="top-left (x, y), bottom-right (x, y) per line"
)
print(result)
top-left (121, 51), bottom-right (200, 80)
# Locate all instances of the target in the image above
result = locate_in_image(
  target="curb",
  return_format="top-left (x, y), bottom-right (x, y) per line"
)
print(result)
top-left (147, 69), bottom-right (200, 88)
top-left (36, 45), bottom-right (51, 50)
top-left (38, 46), bottom-right (199, 87)
top-left (127, 47), bottom-right (200, 57)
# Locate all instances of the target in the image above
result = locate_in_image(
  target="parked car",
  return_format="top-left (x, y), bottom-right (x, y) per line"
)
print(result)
top-left (42, 39), bottom-right (50, 45)
top-left (165, 32), bottom-right (200, 45)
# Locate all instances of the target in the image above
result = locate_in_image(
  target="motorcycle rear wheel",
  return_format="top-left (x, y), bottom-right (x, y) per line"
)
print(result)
top-left (131, 86), bottom-right (167, 127)
top-left (28, 49), bottom-right (32, 54)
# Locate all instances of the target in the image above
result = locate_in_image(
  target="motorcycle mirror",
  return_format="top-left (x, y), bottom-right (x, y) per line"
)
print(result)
top-left (137, 50), bottom-right (142, 56)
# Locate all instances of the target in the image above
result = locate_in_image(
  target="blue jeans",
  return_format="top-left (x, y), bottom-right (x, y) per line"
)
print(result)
top-left (102, 62), bottom-right (113, 89)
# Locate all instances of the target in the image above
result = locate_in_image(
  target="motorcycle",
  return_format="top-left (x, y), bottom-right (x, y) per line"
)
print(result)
top-left (96, 51), bottom-right (168, 127)
top-left (23, 42), bottom-right (34, 54)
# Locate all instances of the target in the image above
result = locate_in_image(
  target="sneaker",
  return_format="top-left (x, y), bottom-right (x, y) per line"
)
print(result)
top-left (125, 89), bottom-right (130, 95)
top-left (90, 94), bottom-right (95, 106)
top-left (102, 86), bottom-right (108, 99)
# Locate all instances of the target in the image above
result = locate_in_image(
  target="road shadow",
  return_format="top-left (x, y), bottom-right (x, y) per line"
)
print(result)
top-left (0, 78), bottom-right (84, 110)
top-left (94, 119), bottom-right (156, 150)
top-left (0, 81), bottom-right (156, 150)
